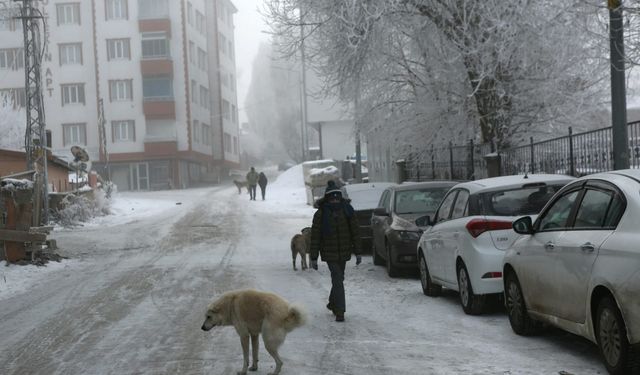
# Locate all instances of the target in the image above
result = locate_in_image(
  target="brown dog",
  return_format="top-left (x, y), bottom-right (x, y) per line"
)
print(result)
top-left (201, 289), bottom-right (307, 375)
top-left (233, 179), bottom-right (248, 194)
top-left (291, 227), bottom-right (311, 270)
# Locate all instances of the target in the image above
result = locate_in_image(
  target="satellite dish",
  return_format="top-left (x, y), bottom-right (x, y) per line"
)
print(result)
top-left (71, 146), bottom-right (89, 162)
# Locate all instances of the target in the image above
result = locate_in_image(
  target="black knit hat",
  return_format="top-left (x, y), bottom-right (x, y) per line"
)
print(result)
top-left (324, 180), bottom-right (342, 197)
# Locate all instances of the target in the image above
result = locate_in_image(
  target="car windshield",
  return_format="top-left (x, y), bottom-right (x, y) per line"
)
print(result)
top-left (394, 187), bottom-right (450, 214)
top-left (347, 189), bottom-right (387, 210)
top-left (480, 183), bottom-right (566, 216)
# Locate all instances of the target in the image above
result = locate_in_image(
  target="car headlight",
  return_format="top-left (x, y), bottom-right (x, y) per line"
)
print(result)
top-left (397, 230), bottom-right (421, 241)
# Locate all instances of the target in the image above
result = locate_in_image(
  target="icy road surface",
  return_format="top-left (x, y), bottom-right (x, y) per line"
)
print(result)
top-left (0, 166), bottom-right (605, 374)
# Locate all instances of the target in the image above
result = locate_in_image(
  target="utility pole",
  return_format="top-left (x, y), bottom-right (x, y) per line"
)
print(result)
top-left (608, 0), bottom-right (629, 170)
top-left (299, 4), bottom-right (309, 161)
top-left (354, 82), bottom-right (362, 183)
top-left (14, 0), bottom-right (49, 224)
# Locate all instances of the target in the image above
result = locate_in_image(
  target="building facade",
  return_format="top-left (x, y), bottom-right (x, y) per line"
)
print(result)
top-left (0, 0), bottom-right (240, 191)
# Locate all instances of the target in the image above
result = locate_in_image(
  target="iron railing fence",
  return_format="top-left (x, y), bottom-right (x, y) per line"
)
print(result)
top-left (403, 121), bottom-right (640, 181)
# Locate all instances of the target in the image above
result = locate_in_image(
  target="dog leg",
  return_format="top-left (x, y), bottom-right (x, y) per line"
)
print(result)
top-left (292, 251), bottom-right (297, 271)
top-left (263, 328), bottom-right (285, 375)
top-left (249, 334), bottom-right (259, 371)
top-left (238, 335), bottom-right (250, 375)
top-left (301, 251), bottom-right (308, 270)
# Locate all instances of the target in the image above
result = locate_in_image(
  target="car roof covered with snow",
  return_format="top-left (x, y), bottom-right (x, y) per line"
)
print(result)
top-left (454, 174), bottom-right (575, 194)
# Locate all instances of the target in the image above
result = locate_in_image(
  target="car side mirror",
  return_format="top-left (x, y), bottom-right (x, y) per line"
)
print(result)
top-left (415, 215), bottom-right (432, 227)
top-left (513, 216), bottom-right (534, 235)
top-left (373, 207), bottom-right (389, 217)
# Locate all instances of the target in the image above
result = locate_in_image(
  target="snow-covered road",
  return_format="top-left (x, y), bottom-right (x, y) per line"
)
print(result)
top-left (0, 166), bottom-right (605, 374)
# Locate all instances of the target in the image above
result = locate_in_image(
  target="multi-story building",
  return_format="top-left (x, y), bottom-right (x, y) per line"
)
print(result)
top-left (0, 0), bottom-right (240, 191)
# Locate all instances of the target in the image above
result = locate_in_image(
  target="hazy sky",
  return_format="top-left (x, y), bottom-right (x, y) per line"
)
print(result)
top-left (233, 0), bottom-right (271, 124)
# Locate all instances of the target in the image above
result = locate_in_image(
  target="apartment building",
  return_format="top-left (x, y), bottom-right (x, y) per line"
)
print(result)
top-left (0, 0), bottom-right (240, 191)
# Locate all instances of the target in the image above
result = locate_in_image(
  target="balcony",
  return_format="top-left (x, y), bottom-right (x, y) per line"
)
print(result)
top-left (144, 135), bottom-right (178, 156)
top-left (138, 18), bottom-right (171, 34)
top-left (143, 98), bottom-right (175, 119)
top-left (140, 58), bottom-right (173, 75)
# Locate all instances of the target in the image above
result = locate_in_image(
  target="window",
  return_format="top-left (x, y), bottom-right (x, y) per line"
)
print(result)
top-left (0, 18), bottom-right (13, 31)
top-left (395, 187), bottom-right (451, 215)
top-left (61, 84), bottom-right (85, 105)
top-left (233, 136), bottom-right (238, 154)
top-left (228, 40), bottom-right (234, 61)
top-left (59, 43), bottom-right (82, 65)
top-left (195, 11), bottom-right (203, 33)
top-left (229, 73), bottom-right (235, 91)
top-left (109, 80), bottom-right (133, 101)
top-left (56, 3), bottom-right (81, 25)
top-left (220, 71), bottom-right (229, 87)
top-left (573, 190), bottom-right (615, 229)
top-left (224, 132), bottom-right (231, 153)
top-left (231, 104), bottom-right (237, 124)
top-left (107, 38), bottom-right (130, 60)
top-left (63, 123), bottom-right (86, 146)
top-left (222, 99), bottom-right (230, 120)
top-left (191, 80), bottom-right (197, 103)
top-left (112, 120), bottom-right (135, 142)
top-left (138, 0), bottom-right (169, 19)
top-left (435, 190), bottom-right (457, 223)
top-left (188, 41), bottom-right (195, 63)
top-left (480, 184), bottom-right (566, 216)
top-left (192, 120), bottom-right (200, 143)
top-left (199, 86), bottom-right (209, 109)
top-left (0, 48), bottom-right (24, 70)
top-left (142, 32), bottom-right (170, 59)
top-left (142, 75), bottom-right (173, 99)
top-left (202, 123), bottom-right (210, 145)
top-left (451, 190), bottom-right (470, 219)
top-left (187, 2), bottom-right (193, 25)
top-left (106, 0), bottom-right (128, 20)
top-left (538, 190), bottom-right (580, 231)
top-left (0, 88), bottom-right (26, 108)
top-left (218, 33), bottom-right (227, 55)
top-left (197, 48), bottom-right (206, 70)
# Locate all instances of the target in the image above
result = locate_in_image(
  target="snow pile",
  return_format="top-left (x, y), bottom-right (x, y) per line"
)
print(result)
top-left (0, 178), bottom-right (34, 191)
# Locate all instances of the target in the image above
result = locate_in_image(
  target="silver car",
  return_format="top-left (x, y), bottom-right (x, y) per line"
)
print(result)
top-left (503, 169), bottom-right (640, 375)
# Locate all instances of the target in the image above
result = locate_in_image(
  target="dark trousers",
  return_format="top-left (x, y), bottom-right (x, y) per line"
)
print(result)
top-left (258, 184), bottom-right (266, 200)
top-left (248, 185), bottom-right (257, 200)
top-left (327, 261), bottom-right (347, 313)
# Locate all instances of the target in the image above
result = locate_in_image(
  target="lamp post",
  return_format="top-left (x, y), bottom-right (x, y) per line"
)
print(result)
top-left (608, 0), bottom-right (629, 170)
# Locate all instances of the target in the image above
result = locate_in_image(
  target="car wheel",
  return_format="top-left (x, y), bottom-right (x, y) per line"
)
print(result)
top-left (419, 252), bottom-right (441, 297)
top-left (457, 263), bottom-right (485, 315)
top-left (386, 241), bottom-right (399, 278)
top-left (372, 240), bottom-right (384, 266)
top-left (596, 297), bottom-right (638, 375)
top-left (504, 272), bottom-right (540, 335)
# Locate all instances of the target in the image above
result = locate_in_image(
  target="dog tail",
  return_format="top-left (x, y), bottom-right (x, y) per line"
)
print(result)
top-left (283, 303), bottom-right (307, 331)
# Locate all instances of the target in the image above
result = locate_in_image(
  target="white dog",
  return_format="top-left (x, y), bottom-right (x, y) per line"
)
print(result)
top-left (201, 289), bottom-right (307, 375)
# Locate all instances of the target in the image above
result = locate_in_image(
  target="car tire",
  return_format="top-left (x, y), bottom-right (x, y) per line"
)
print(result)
top-left (596, 297), bottom-right (639, 375)
top-left (372, 241), bottom-right (384, 266)
top-left (419, 252), bottom-right (441, 297)
top-left (457, 263), bottom-right (484, 315)
top-left (386, 241), bottom-right (399, 278)
top-left (504, 272), bottom-right (540, 335)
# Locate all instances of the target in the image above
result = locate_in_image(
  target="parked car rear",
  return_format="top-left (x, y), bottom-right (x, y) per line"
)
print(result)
top-left (344, 182), bottom-right (396, 253)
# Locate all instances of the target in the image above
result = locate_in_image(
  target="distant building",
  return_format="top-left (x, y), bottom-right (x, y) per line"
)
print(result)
top-left (0, 0), bottom-right (240, 191)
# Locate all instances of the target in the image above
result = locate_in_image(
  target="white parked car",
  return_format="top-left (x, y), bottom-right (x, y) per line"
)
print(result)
top-left (417, 174), bottom-right (575, 314)
top-left (503, 170), bottom-right (640, 375)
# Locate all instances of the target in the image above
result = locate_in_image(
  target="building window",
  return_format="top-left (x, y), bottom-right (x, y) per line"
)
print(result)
top-left (189, 41), bottom-right (195, 64)
top-left (199, 86), bottom-right (209, 109)
top-left (233, 136), bottom-right (238, 154)
top-left (191, 79), bottom-right (197, 103)
top-left (107, 38), bottom-right (130, 60)
top-left (0, 48), bottom-right (24, 70)
top-left (63, 123), bottom-right (86, 146)
top-left (0, 88), bottom-right (26, 108)
top-left (138, 0), bottom-right (169, 19)
top-left (56, 3), bottom-right (81, 26)
top-left (109, 80), bottom-right (133, 101)
top-left (218, 33), bottom-right (227, 55)
top-left (59, 43), bottom-right (82, 65)
top-left (202, 123), bottom-right (210, 145)
top-left (220, 70), bottom-right (228, 88)
top-left (197, 48), bottom-right (206, 70)
top-left (229, 73), bottom-right (235, 92)
top-left (106, 0), bottom-right (128, 20)
top-left (222, 99), bottom-right (230, 121)
top-left (0, 18), bottom-right (14, 31)
top-left (231, 104), bottom-right (237, 124)
top-left (61, 84), bottom-right (85, 106)
top-left (192, 119), bottom-right (200, 143)
top-left (187, 2), bottom-right (193, 25)
top-left (224, 132), bottom-right (231, 153)
top-left (228, 40), bottom-right (234, 61)
top-left (195, 10), bottom-right (205, 34)
top-left (142, 75), bottom-right (173, 99)
top-left (112, 120), bottom-right (135, 142)
top-left (142, 32), bottom-right (170, 59)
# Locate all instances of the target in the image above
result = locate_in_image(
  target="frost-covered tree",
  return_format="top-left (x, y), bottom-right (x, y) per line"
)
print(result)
top-left (0, 97), bottom-right (26, 151)
top-left (265, 0), bottom-right (609, 151)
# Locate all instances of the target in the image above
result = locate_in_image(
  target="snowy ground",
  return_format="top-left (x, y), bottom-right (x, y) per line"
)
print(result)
top-left (0, 165), bottom-right (605, 374)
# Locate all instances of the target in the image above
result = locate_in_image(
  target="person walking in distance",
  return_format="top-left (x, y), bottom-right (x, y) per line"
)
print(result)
top-left (258, 172), bottom-right (268, 201)
top-left (309, 180), bottom-right (362, 322)
top-left (246, 167), bottom-right (259, 201)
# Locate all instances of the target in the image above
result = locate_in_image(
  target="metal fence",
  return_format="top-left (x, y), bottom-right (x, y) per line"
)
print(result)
top-left (404, 121), bottom-right (640, 181)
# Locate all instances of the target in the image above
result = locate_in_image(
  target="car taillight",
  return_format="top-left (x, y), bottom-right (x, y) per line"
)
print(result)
top-left (465, 219), bottom-right (513, 238)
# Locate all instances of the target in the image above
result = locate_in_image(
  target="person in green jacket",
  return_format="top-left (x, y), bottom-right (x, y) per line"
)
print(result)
top-left (309, 180), bottom-right (362, 322)
top-left (245, 167), bottom-right (259, 201)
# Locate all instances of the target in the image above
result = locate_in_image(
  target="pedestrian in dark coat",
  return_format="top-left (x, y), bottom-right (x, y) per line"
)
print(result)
top-left (246, 167), bottom-right (259, 201)
top-left (258, 172), bottom-right (268, 200)
top-left (309, 180), bottom-right (362, 322)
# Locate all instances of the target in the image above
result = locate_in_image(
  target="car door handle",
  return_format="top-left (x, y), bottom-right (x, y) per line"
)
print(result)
top-left (544, 242), bottom-right (555, 251)
top-left (580, 242), bottom-right (595, 252)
